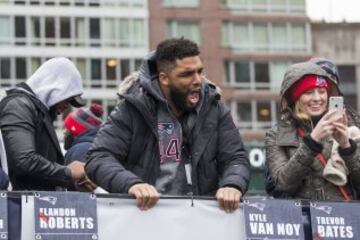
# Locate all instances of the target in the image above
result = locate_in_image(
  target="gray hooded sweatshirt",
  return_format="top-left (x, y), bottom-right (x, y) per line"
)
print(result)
top-left (26, 57), bottom-right (84, 108)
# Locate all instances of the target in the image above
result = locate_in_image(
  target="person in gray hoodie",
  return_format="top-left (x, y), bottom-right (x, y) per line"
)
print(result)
top-left (0, 57), bottom-right (93, 191)
top-left (86, 38), bottom-right (250, 212)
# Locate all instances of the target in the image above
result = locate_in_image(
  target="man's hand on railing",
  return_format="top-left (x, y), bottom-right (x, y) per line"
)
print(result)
top-left (216, 186), bottom-right (242, 213)
top-left (128, 183), bottom-right (160, 210)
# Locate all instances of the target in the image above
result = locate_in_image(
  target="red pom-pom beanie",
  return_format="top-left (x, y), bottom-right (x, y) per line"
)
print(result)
top-left (64, 103), bottom-right (104, 135)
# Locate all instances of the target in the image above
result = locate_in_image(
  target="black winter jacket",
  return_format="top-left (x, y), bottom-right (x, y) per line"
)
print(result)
top-left (0, 83), bottom-right (72, 190)
top-left (86, 54), bottom-right (250, 196)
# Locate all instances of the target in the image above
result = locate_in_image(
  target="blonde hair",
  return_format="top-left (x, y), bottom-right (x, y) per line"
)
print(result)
top-left (293, 100), bottom-right (310, 121)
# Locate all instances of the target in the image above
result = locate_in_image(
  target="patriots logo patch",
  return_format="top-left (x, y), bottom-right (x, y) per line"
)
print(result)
top-left (158, 123), bottom-right (174, 135)
top-left (316, 76), bottom-right (327, 87)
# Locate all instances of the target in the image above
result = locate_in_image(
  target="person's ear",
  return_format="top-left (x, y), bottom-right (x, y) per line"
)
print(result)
top-left (158, 72), bottom-right (169, 87)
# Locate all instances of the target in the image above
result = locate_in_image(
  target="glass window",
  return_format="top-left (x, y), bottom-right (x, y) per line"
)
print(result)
top-left (271, 23), bottom-right (287, 51)
top-left (224, 61), bottom-right (230, 84)
top-left (45, 17), bottom-right (55, 46)
top-left (76, 58), bottom-right (87, 80)
top-left (0, 17), bottom-right (10, 45)
top-left (91, 59), bottom-right (101, 80)
top-left (235, 62), bottom-right (250, 83)
top-left (119, 19), bottom-right (130, 47)
top-left (0, 58), bottom-right (11, 79)
top-left (338, 65), bottom-right (357, 109)
top-left (15, 16), bottom-right (26, 45)
top-left (253, 24), bottom-right (268, 51)
top-left (120, 59), bottom-right (130, 79)
top-left (133, 19), bottom-right (146, 47)
top-left (60, 18), bottom-right (71, 39)
top-left (45, 17), bottom-right (55, 38)
top-left (237, 102), bottom-right (252, 122)
top-left (290, 24), bottom-right (306, 50)
top-left (16, 58), bottom-right (27, 79)
top-left (90, 18), bottom-right (100, 46)
top-left (30, 58), bottom-right (41, 74)
top-left (270, 62), bottom-right (288, 91)
top-left (163, 0), bottom-right (199, 7)
top-left (257, 102), bottom-right (271, 122)
top-left (255, 63), bottom-right (269, 88)
top-left (102, 18), bottom-right (116, 46)
top-left (75, 18), bottom-right (86, 46)
top-left (106, 58), bottom-right (117, 80)
top-left (90, 18), bottom-right (100, 39)
top-left (30, 17), bottom-right (40, 42)
top-left (167, 21), bottom-right (201, 45)
top-left (233, 23), bottom-right (249, 48)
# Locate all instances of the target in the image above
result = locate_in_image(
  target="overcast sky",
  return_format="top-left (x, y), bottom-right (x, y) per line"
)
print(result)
top-left (307, 0), bottom-right (360, 22)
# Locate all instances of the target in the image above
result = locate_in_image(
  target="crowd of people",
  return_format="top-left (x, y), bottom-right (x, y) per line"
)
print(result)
top-left (0, 37), bottom-right (359, 213)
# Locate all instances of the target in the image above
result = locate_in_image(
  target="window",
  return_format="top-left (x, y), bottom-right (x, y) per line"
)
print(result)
top-left (257, 102), bottom-right (271, 122)
top-left (338, 65), bottom-right (357, 110)
top-left (253, 24), bottom-right (268, 51)
top-left (290, 24), bottom-right (306, 51)
top-left (30, 58), bottom-right (41, 74)
top-left (0, 58), bottom-right (11, 79)
top-left (15, 58), bottom-right (27, 79)
top-left (166, 21), bottom-right (201, 45)
top-left (0, 17), bottom-right (10, 45)
top-left (231, 100), bottom-right (278, 130)
top-left (270, 62), bottom-right (288, 91)
top-left (45, 17), bottom-right (55, 46)
top-left (163, 0), bottom-right (199, 7)
top-left (222, 21), bottom-right (309, 53)
top-left (120, 59), bottom-right (130, 79)
top-left (235, 62), bottom-right (250, 84)
top-left (90, 18), bottom-right (100, 46)
top-left (224, 60), bottom-right (291, 90)
top-left (222, 0), bottom-right (305, 13)
top-left (91, 59), bottom-right (102, 79)
top-left (15, 17), bottom-right (26, 45)
top-left (76, 58), bottom-right (87, 80)
top-left (30, 17), bottom-right (40, 45)
top-left (254, 63), bottom-right (270, 89)
top-left (76, 18), bottom-right (86, 46)
top-left (237, 102), bottom-right (252, 122)
top-left (106, 58), bottom-right (117, 81)
top-left (133, 19), bottom-right (145, 47)
top-left (60, 17), bottom-right (71, 46)
top-left (271, 23), bottom-right (287, 51)
top-left (102, 18), bottom-right (116, 46)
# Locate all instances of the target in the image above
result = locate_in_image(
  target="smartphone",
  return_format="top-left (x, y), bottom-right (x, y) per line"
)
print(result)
top-left (329, 96), bottom-right (344, 112)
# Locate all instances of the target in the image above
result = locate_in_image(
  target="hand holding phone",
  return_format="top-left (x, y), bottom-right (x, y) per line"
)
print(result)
top-left (329, 96), bottom-right (344, 113)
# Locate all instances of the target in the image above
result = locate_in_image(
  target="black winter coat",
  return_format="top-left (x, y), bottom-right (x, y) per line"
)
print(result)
top-left (0, 83), bottom-right (72, 190)
top-left (85, 82), bottom-right (250, 195)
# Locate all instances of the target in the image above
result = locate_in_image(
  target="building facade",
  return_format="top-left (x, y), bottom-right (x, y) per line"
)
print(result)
top-left (149, 0), bottom-right (311, 194)
top-left (0, 0), bottom-right (149, 134)
top-left (312, 22), bottom-right (360, 112)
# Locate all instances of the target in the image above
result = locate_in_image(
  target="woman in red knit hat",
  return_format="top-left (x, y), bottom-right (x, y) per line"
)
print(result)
top-left (264, 61), bottom-right (360, 201)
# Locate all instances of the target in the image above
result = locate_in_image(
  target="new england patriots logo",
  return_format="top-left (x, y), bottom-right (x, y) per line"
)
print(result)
top-left (38, 196), bottom-right (57, 205)
top-left (316, 76), bottom-right (327, 87)
top-left (158, 123), bottom-right (174, 135)
top-left (312, 204), bottom-right (332, 215)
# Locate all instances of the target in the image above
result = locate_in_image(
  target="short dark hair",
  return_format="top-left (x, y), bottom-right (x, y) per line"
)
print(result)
top-left (155, 37), bottom-right (200, 74)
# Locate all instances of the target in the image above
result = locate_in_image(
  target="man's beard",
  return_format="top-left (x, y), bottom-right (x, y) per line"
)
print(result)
top-left (169, 86), bottom-right (198, 113)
